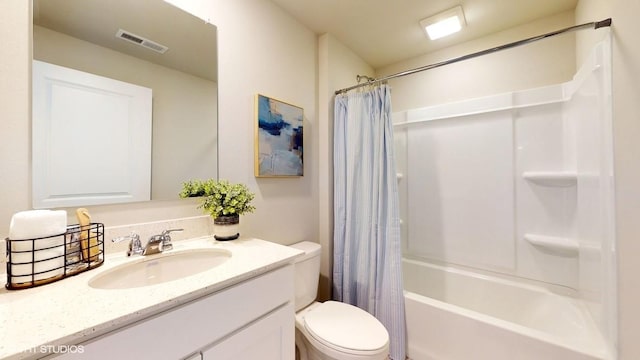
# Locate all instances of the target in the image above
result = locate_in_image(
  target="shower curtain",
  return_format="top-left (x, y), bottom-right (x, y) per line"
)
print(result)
top-left (333, 84), bottom-right (406, 360)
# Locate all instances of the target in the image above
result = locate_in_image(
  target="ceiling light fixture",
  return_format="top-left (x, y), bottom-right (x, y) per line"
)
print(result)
top-left (420, 5), bottom-right (466, 40)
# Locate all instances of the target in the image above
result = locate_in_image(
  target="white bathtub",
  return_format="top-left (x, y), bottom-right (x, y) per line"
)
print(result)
top-left (403, 259), bottom-right (611, 360)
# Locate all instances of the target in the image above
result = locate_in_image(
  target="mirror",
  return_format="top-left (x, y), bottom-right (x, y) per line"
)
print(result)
top-left (32, 0), bottom-right (218, 203)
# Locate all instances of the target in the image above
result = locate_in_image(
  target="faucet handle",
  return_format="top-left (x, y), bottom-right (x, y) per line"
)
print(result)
top-left (112, 232), bottom-right (143, 256)
top-left (161, 228), bottom-right (184, 236)
top-left (159, 228), bottom-right (183, 251)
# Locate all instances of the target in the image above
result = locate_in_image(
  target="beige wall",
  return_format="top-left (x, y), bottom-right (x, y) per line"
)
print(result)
top-left (610, 2), bottom-right (640, 357)
top-left (576, 0), bottom-right (612, 67)
top-left (0, 1), bottom-right (34, 237)
top-left (377, 11), bottom-right (576, 112)
top-left (138, 0), bottom-right (320, 245)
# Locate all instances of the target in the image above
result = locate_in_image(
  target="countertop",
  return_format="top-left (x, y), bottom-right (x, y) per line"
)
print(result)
top-left (0, 237), bottom-right (303, 360)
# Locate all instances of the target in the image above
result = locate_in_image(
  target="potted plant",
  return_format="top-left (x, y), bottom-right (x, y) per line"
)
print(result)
top-left (180, 179), bottom-right (256, 240)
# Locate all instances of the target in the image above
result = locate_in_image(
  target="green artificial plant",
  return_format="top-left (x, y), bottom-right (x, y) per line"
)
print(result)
top-left (180, 179), bottom-right (256, 219)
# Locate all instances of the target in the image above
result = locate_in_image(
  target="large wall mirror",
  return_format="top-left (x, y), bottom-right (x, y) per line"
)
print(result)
top-left (32, 0), bottom-right (218, 206)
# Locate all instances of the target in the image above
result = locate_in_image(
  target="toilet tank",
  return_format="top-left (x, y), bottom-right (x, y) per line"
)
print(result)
top-left (289, 241), bottom-right (321, 311)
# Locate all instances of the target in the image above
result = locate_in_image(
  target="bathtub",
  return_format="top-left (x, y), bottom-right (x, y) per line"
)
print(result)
top-left (402, 259), bottom-right (611, 360)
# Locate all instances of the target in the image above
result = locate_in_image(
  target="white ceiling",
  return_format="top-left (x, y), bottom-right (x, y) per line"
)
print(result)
top-left (33, 0), bottom-right (578, 79)
top-left (270, 0), bottom-right (578, 69)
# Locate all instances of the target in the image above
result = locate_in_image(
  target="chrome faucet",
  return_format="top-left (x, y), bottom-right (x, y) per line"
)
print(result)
top-left (156, 229), bottom-right (184, 251)
top-left (153, 228), bottom-right (183, 252)
top-left (112, 232), bottom-right (143, 257)
top-left (112, 228), bottom-right (183, 256)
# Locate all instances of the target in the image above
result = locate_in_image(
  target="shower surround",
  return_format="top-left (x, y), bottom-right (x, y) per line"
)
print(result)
top-left (394, 37), bottom-right (615, 359)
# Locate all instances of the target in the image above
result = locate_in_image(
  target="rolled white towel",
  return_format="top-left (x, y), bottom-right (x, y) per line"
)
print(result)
top-left (9, 247), bottom-right (65, 283)
top-left (9, 210), bottom-right (67, 251)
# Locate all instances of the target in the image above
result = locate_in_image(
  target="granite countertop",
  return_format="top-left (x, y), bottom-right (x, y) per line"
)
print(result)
top-left (0, 237), bottom-right (302, 360)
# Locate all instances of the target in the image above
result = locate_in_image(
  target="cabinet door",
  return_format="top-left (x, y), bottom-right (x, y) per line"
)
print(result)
top-left (202, 303), bottom-right (294, 360)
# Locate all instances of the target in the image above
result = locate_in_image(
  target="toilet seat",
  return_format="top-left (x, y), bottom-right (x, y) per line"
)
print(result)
top-left (303, 301), bottom-right (389, 355)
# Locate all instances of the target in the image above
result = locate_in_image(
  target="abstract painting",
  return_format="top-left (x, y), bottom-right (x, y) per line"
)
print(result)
top-left (255, 94), bottom-right (304, 177)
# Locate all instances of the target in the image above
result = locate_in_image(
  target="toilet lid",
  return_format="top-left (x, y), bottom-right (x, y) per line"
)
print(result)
top-left (303, 301), bottom-right (389, 352)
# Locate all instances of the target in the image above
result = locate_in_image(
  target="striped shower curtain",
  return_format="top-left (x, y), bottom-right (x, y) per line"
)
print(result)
top-left (333, 84), bottom-right (406, 360)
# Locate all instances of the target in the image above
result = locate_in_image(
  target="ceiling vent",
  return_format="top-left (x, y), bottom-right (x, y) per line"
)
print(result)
top-left (115, 29), bottom-right (168, 54)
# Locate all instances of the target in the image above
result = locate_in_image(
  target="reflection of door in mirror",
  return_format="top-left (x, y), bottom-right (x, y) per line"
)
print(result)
top-left (33, 60), bottom-right (153, 208)
top-left (32, 0), bottom-right (218, 204)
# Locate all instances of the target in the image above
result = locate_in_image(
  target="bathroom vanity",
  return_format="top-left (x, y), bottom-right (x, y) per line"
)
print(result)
top-left (0, 237), bottom-right (302, 360)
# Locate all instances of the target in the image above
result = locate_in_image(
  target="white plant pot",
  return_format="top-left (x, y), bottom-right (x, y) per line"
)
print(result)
top-left (213, 215), bottom-right (240, 241)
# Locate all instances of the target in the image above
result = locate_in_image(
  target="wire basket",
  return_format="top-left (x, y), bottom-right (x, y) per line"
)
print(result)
top-left (5, 223), bottom-right (104, 290)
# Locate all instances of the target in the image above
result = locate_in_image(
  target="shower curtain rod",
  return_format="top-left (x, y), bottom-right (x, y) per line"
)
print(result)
top-left (335, 18), bottom-right (612, 95)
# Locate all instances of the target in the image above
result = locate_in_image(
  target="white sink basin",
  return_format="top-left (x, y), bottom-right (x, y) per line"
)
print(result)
top-left (89, 248), bottom-right (232, 290)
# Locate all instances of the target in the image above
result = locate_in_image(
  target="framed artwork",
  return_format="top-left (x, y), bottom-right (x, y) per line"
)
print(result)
top-left (254, 94), bottom-right (304, 177)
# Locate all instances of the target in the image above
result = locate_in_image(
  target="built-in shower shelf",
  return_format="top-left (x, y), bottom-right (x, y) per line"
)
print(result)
top-left (522, 171), bottom-right (577, 187)
top-left (524, 233), bottom-right (578, 256)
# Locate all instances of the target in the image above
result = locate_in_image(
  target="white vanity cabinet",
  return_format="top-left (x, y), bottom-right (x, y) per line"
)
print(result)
top-left (54, 265), bottom-right (295, 360)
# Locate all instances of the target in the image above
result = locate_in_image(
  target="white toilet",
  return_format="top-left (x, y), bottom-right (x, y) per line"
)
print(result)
top-left (290, 241), bottom-right (389, 360)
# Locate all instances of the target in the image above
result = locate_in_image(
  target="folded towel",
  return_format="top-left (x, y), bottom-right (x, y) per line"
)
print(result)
top-left (9, 248), bottom-right (65, 283)
top-left (9, 210), bottom-right (67, 251)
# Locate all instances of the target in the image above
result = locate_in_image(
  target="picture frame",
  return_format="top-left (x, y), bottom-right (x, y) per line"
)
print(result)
top-left (254, 94), bottom-right (304, 177)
